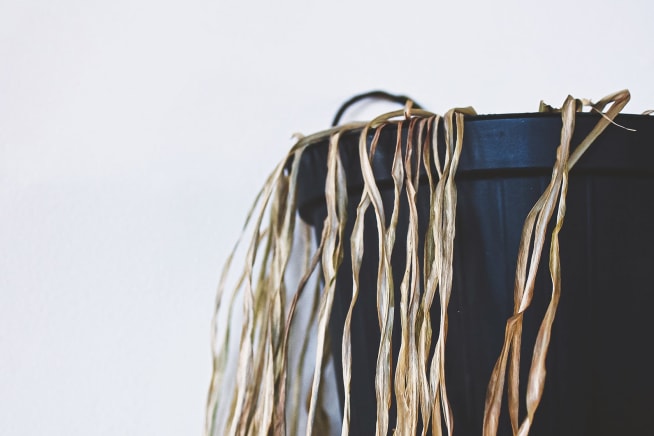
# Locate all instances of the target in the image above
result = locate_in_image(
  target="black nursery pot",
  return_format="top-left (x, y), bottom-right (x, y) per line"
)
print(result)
top-left (295, 113), bottom-right (654, 435)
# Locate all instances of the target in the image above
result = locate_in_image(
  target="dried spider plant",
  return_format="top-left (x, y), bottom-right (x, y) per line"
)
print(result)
top-left (206, 90), bottom-right (632, 436)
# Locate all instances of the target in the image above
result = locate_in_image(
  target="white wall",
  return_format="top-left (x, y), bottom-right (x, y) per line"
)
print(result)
top-left (1, 1), bottom-right (652, 435)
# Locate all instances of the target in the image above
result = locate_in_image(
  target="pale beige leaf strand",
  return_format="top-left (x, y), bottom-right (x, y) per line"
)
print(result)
top-left (227, 159), bottom-right (292, 436)
top-left (341, 127), bottom-right (382, 436)
top-left (418, 116), bottom-right (440, 436)
top-left (568, 90), bottom-right (631, 169)
top-left (340, 192), bottom-right (372, 436)
top-left (276, 231), bottom-right (325, 434)
top-left (428, 109), bottom-right (468, 436)
top-left (507, 112), bottom-right (572, 434)
top-left (516, 91), bottom-right (631, 434)
top-left (401, 117), bottom-right (428, 435)
top-left (270, 148), bottom-right (321, 434)
top-left (511, 100), bottom-right (575, 436)
top-left (291, 258), bottom-right (323, 436)
top-left (378, 122), bottom-right (404, 436)
top-left (484, 97), bottom-right (576, 436)
top-left (356, 121), bottom-right (394, 436)
top-left (244, 189), bottom-right (287, 435)
top-left (483, 91), bottom-right (631, 435)
top-left (395, 119), bottom-right (420, 436)
top-left (243, 170), bottom-right (296, 435)
top-left (283, 221), bottom-right (314, 435)
top-left (259, 159), bottom-right (300, 435)
top-left (208, 91), bottom-right (633, 436)
top-left (517, 142), bottom-right (569, 436)
top-left (206, 166), bottom-right (284, 435)
top-left (344, 141), bottom-right (386, 417)
top-left (305, 130), bottom-right (348, 435)
top-left (427, 113), bottom-right (453, 436)
top-left (440, 111), bottom-right (469, 435)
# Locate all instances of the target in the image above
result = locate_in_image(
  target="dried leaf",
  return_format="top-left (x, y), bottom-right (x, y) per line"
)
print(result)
top-left (207, 90), bottom-right (633, 436)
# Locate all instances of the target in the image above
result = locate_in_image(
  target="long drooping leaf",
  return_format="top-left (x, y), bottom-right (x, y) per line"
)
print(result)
top-left (208, 91), bottom-right (632, 436)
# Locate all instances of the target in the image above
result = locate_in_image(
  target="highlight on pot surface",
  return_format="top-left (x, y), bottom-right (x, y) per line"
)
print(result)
top-left (206, 90), bottom-right (654, 435)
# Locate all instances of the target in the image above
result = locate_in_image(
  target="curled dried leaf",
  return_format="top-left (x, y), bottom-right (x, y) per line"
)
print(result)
top-left (207, 90), bottom-right (633, 436)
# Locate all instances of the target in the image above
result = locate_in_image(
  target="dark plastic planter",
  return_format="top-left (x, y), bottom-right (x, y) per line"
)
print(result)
top-left (295, 113), bottom-right (654, 435)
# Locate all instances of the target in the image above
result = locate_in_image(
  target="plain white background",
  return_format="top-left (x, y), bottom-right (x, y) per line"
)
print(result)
top-left (1, 1), bottom-right (652, 435)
